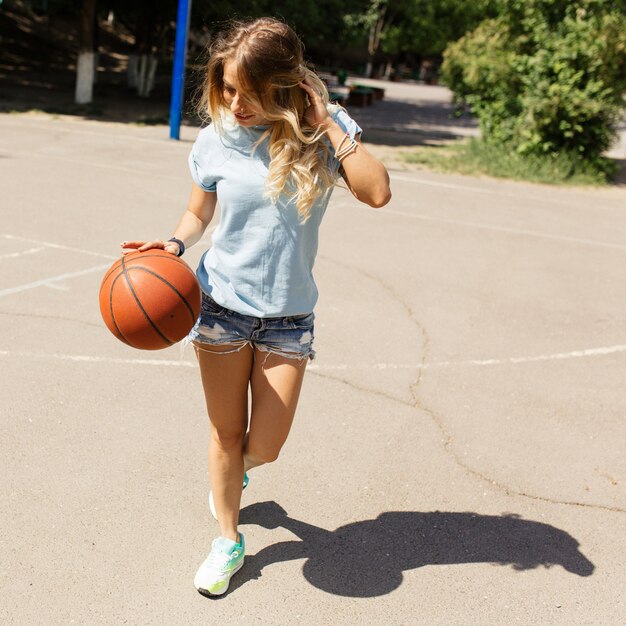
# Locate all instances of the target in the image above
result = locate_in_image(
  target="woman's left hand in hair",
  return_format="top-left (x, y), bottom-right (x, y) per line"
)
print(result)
top-left (299, 78), bottom-right (332, 131)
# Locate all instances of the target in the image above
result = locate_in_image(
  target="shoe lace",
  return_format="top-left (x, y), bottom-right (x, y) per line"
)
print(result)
top-left (207, 549), bottom-right (235, 570)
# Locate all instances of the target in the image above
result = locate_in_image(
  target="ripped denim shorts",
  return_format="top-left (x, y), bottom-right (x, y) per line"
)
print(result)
top-left (188, 292), bottom-right (315, 361)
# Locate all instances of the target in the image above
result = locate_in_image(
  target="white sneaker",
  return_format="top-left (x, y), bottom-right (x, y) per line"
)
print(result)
top-left (209, 473), bottom-right (249, 521)
top-left (194, 534), bottom-right (245, 596)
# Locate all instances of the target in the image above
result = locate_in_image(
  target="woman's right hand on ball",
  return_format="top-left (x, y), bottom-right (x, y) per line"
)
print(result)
top-left (120, 240), bottom-right (181, 256)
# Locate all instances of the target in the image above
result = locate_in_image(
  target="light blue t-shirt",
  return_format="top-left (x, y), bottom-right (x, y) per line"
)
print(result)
top-left (188, 108), bottom-right (362, 317)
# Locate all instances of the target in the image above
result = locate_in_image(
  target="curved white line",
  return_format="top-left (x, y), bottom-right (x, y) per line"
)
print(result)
top-left (376, 208), bottom-right (626, 251)
top-left (1, 344), bottom-right (624, 370)
top-left (0, 349), bottom-right (196, 368)
top-left (427, 344), bottom-right (626, 369)
top-left (389, 172), bottom-right (625, 212)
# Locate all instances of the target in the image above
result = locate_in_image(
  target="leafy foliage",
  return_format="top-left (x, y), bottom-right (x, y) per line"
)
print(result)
top-left (344, 0), bottom-right (497, 58)
top-left (39, 1), bottom-right (495, 69)
top-left (441, 0), bottom-right (626, 178)
top-left (190, 0), bottom-right (364, 52)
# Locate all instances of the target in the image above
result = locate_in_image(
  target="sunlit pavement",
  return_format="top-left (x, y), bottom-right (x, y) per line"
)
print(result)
top-left (1, 104), bottom-right (625, 624)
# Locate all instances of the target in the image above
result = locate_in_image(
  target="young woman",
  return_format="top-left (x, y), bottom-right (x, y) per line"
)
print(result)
top-left (122, 17), bottom-right (390, 596)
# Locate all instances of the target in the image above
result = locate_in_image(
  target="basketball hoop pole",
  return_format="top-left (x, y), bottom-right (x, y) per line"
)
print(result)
top-left (169, 0), bottom-right (192, 140)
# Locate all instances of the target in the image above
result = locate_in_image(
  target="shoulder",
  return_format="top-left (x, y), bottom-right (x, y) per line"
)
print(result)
top-left (189, 123), bottom-right (228, 192)
top-left (192, 123), bottom-right (221, 153)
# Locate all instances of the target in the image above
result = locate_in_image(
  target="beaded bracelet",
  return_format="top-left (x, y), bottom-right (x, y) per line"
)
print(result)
top-left (336, 139), bottom-right (358, 162)
top-left (334, 132), bottom-right (350, 157)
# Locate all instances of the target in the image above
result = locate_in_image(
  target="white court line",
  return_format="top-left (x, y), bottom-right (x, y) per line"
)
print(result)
top-left (389, 172), bottom-right (624, 211)
top-left (0, 350), bottom-right (196, 368)
top-left (1, 235), bottom-right (117, 260)
top-left (0, 117), bottom-right (192, 147)
top-left (0, 263), bottom-right (111, 297)
top-left (390, 172), bottom-right (514, 196)
top-left (0, 246), bottom-right (44, 260)
top-left (377, 207), bottom-right (626, 252)
top-left (424, 344), bottom-right (626, 369)
top-left (8, 151), bottom-right (186, 182)
top-left (44, 283), bottom-right (70, 291)
top-left (312, 343), bottom-right (626, 369)
top-left (1, 343), bottom-right (624, 370)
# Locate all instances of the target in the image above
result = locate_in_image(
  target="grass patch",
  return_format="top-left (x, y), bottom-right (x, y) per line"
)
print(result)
top-left (401, 138), bottom-right (614, 186)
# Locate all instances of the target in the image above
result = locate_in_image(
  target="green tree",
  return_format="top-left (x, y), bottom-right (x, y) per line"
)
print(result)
top-left (441, 0), bottom-right (626, 177)
top-left (344, 0), bottom-right (497, 75)
top-left (190, 0), bottom-right (364, 53)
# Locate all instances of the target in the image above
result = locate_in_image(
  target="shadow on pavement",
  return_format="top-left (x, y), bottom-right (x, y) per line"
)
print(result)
top-left (0, 81), bottom-right (174, 125)
top-left (349, 99), bottom-right (478, 146)
top-left (228, 501), bottom-right (594, 597)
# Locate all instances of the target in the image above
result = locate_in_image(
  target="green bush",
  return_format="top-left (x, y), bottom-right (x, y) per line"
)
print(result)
top-left (401, 139), bottom-right (609, 185)
top-left (441, 0), bottom-right (626, 180)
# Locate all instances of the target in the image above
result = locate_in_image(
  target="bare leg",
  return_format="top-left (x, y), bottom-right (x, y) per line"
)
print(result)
top-left (194, 342), bottom-right (253, 542)
top-left (244, 349), bottom-right (308, 471)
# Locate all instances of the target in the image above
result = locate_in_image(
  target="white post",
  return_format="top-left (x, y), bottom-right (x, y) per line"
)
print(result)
top-left (127, 54), bottom-right (139, 88)
top-left (145, 56), bottom-right (158, 97)
top-left (137, 54), bottom-right (148, 96)
top-left (75, 0), bottom-right (97, 104)
top-left (75, 51), bottom-right (95, 104)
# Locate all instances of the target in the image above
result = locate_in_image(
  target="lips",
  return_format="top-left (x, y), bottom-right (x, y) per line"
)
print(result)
top-left (234, 113), bottom-right (253, 121)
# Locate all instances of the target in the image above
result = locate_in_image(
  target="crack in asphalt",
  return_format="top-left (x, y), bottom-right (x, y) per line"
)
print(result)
top-left (0, 310), bottom-right (102, 328)
top-left (319, 254), bottom-right (626, 515)
top-left (309, 368), bottom-right (625, 514)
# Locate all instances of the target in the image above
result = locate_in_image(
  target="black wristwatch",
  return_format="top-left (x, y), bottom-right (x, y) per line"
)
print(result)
top-left (167, 237), bottom-right (185, 257)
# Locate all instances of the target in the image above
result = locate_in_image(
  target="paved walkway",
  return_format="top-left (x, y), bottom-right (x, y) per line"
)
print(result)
top-left (341, 78), bottom-right (626, 175)
top-left (1, 89), bottom-right (625, 624)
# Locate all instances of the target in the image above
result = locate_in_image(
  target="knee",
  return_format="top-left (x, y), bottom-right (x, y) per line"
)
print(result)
top-left (259, 449), bottom-right (280, 464)
top-left (246, 444), bottom-right (281, 465)
top-left (211, 427), bottom-right (245, 452)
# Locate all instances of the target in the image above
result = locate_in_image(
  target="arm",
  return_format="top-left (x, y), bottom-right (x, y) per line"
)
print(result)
top-left (299, 79), bottom-right (391, 208)
top-left (323, 122), bottom-right (391, 208)
top-left (121, 183), bottom-right (217, 255)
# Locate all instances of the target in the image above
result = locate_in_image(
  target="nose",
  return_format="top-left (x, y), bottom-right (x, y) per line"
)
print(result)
top-left (230, 93), bottom-right (243, 113)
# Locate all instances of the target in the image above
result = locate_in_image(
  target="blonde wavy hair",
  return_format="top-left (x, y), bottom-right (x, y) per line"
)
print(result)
top-left (198, 18), bottom-right (338, 221)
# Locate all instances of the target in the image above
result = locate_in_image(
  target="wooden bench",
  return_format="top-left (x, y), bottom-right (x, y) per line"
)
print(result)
top-left (347, 87), bottom-right (374, 107)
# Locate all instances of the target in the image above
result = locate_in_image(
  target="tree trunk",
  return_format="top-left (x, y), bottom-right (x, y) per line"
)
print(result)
top-left (132, 8), bottom-right (157, 98)
top-left (366, 3), bottom-right (387, 78)
top-left (127, 54), bottom-right (139, 88)
top-left (75, 0), bottom-right (97, 104)
top-left (136, 54), bottom-right (158, 97)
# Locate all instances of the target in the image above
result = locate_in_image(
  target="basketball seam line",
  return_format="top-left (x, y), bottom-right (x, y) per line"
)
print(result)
top-left (119, 256), bottom-right (174, 347)
top-left (101, 252), bottom-right (188, 294)
top-left (125, 266), bottom-right (197, 322)
top-left (109, 272), bottom-right (132, 345)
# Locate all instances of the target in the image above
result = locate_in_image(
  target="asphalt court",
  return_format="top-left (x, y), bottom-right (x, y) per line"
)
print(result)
top-left (1, 111), bottom-right (625, 624)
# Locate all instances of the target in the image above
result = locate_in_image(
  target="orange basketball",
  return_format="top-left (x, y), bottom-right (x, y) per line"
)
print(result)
top-left (99, 249), bottom-right (201, 350)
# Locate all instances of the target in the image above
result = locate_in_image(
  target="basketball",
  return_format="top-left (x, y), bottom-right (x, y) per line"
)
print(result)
top-left (99, 249), bottom-right (201, 350)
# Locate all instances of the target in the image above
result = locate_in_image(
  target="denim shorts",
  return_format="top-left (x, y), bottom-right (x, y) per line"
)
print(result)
top-left (188, 292), bottom-right (315, 361)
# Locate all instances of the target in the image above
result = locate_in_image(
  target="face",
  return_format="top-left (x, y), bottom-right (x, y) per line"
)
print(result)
top-left (222, 60), bottom-right (269, 127)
